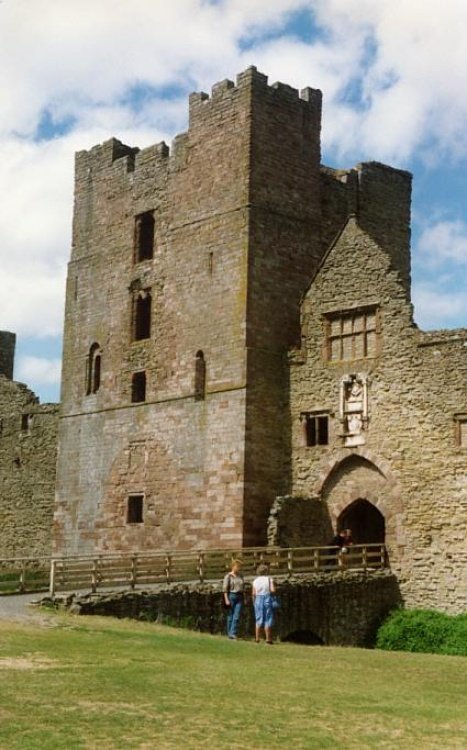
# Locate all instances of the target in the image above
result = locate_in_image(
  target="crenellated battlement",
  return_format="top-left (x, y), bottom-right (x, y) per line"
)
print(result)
top-left (74, 67), bottom-right (322, 192)
top-left (188, 66), bottom-right (321, 128)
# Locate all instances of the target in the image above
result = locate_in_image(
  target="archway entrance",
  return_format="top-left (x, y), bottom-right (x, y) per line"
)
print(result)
top-left (338, 499), bottom-right (385, 544)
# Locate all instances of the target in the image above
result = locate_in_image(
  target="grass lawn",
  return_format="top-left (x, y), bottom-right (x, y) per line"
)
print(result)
top-left (0, 614), bottom-right (465, 750)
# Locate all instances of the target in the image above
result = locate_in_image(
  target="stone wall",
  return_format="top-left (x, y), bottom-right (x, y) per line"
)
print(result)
top-left (48, 570), bottom-right (401, 646)
top-left (267, 495), bottom-right (332, 547)
top-left (0, 333), bottom-right (59, 556)
top-left (287, 210), bottom-right (467, 614)
top-left (55, 67), bottom-right (325, 555)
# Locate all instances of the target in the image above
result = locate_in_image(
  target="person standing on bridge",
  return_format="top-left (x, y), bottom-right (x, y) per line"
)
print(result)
top-left (223, 559), bottom-right (244, 640)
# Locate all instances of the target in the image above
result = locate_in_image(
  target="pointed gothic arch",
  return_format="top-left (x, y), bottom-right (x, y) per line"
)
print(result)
top-left (338, 498), bottom-right (385, 544)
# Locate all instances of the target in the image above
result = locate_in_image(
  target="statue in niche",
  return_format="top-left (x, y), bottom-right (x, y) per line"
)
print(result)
top-left (339, 374), bottom-right (368, 447)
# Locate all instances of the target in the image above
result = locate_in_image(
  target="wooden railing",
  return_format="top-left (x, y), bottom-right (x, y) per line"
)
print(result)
top-left (0, 557), bottom-right (51, 594)
top-left (48, 543), bottom-right (387, 596)
top-left (0, 545), bottom-right (387, 597)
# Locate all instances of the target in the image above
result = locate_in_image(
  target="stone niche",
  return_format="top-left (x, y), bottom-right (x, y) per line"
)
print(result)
top-left (339, 373), bottom-right (369, 447)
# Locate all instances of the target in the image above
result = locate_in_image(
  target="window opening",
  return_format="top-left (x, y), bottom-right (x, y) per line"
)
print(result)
top-left (194, 350), bottom-right (206, 401)
top-left (454, 414), bottom-right (467, 447)
top-left (86, 343), bottom-right (102, 395)
top-left (21, 414), bottom-right (33, 434)
top-left (127, 494), bottom-right (144, 524)
top-left (133, 290), bottom-right (152, 341)
top-left (302, 413), bottom-right (329, 446)
top-left (131, 371), bottom-right (147, 403)
top-left (326, 307), bottom-right (378, 361)
top-left (134, 212), bottom-right (155, 262)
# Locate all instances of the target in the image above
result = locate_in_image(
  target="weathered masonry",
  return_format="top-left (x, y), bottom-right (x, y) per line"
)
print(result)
top-left (54, 67), bottom-right (467, 614)
top-left (0, 331), bottom-right (59, 556)
top-left (55, 67), bottom-right (323, 555)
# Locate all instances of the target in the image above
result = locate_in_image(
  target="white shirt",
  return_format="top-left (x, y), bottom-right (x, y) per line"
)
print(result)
top-left (253, 575), bottom-right (272, 596)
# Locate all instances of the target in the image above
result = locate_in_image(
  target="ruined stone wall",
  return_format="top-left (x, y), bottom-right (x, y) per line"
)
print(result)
top-left (53, 570), bottom-right (401, 647)
top-left (0, 345), bottom-right (59, 557)
top-left (288, 201), bottom-right (467, 614)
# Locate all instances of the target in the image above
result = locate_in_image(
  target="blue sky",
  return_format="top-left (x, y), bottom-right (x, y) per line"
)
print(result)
top-left (1, 0), bottom-right (467, 403)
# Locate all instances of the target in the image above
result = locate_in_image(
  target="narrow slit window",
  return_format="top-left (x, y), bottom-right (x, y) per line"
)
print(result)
top-left (134, 212), bottom-right (155, 262)
top-left (133, 290), bottom-right (152, 341)
top-left (127, 494), bottom-right (144, 524)
top-left (21, 414), bottom-right (33, 434)
top-left (86, 343), bottom-right (102, 395)
top-left (131, 371), bottom-right (146, 403)
top-left (194, 350), bottom-right (206, 401)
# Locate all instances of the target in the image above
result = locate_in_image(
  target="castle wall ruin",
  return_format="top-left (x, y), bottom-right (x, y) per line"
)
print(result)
top-left (0, 331), bottom-right (59, 557)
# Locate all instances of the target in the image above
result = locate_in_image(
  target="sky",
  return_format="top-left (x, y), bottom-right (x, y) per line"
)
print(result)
top-left (1, 0), bottom-right (467, 403)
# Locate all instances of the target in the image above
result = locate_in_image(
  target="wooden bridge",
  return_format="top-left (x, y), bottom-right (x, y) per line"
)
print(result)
top-left (0, 543), bottom-right (387, 596)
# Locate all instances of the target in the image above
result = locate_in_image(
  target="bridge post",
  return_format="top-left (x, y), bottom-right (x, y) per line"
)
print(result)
top-left (313, 548), bottom-right (320, 569)
top-left (198, 552), bottom-right (205, 582)
top-left (49, 559), bottom-right (56, 596)
top-left (130, 556), bottom-right (137, 589)
top-left (19, 561), bottom-right (26, 593)
top-left (287, 549), bottom-right (293, 575)
top-left (91, 559), bottom-right (98, 593)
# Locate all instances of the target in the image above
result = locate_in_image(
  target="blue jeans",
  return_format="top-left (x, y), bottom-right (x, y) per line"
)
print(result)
top-left (226, 592), bottom-right (243, 638)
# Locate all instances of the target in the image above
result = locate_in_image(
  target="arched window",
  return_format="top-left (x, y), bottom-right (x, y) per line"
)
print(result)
top-left (86, 343), bottom-right (102, 395)
top-left (134, 212), bottom-right (155, 262)
top-left (194, 350), bottom-right (206, 401)
top-left (133, 289), bottom-right (152, 341)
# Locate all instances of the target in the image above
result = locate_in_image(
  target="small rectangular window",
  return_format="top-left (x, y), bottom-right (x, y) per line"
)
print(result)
top-left (131, 371), bottom-right (146, 403)
top-left (127, 494), bottom-right (144, 524)
top-left (302, 413), bottom-right (329, 447)
top-left (21, 414), bottom-right (33, 434)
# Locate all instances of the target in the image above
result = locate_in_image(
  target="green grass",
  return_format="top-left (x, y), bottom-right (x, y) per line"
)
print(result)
top-left (0, 615), bottom-right (466, 750)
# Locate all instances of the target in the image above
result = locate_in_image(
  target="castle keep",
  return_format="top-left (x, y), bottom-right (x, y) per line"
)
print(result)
top-left (54, 67), bottom-right (467, 613)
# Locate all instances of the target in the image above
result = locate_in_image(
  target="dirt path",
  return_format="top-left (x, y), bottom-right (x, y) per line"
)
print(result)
top-left (0, 593), bottom-right (51, 624)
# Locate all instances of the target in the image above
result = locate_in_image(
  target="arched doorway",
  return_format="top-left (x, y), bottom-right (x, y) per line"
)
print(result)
top-left (338, 498), bottom-right (385, 544)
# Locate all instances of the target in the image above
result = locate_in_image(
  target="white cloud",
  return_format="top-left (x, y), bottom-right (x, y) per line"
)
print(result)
top-left (15, 356), bottom-right (62, 386)
top-left (412, 281), bottom-right (467, 331)
top-left (1, 0), bottom-right (467, 393)
top-left (416, 220), bottom-right (467, 268)
top-left (311, 0), bottom-right (467, 164)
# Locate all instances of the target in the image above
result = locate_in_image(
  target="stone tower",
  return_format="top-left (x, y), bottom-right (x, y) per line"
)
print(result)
top-left (54, 67), bottom-right (324, 555)
top-left (0, 331), bottom-right (16, 380)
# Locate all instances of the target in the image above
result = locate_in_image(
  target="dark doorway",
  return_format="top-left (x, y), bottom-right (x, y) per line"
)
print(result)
top-left (283, 630), bottom-right (324, 645)
top-left (338, 499), bottom-right (385, 544)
